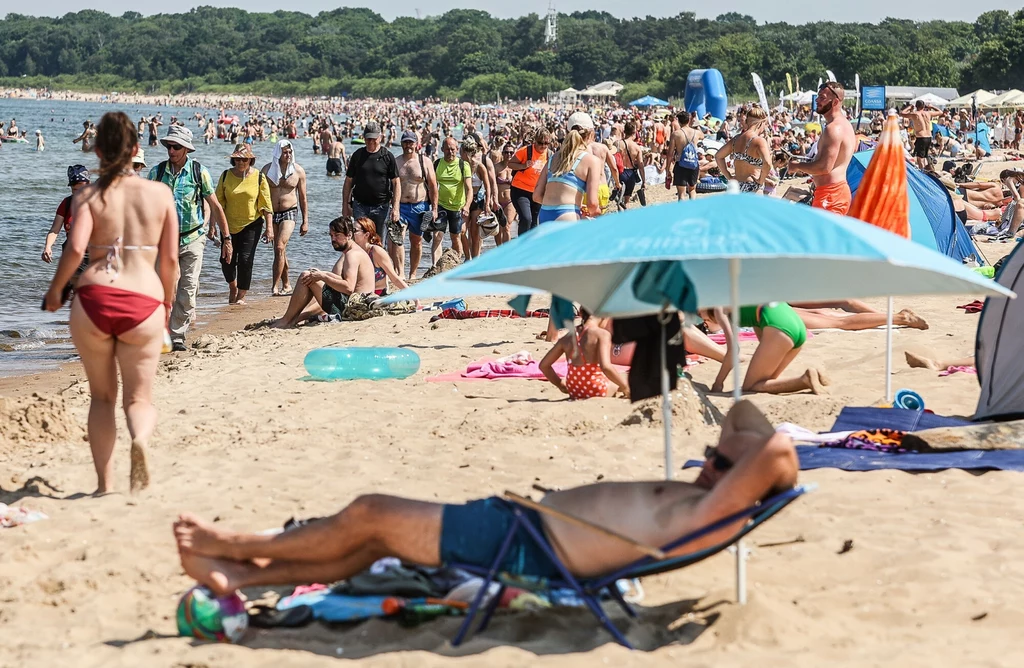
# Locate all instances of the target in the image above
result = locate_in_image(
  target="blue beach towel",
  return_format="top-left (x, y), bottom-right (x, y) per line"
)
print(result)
top-left (684, 446), bottom-right (1024, 473)
top-left (828, 407), bottom-right (970, 433)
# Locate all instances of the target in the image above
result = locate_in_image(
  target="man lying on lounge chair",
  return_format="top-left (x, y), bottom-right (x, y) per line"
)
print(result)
top-left (174, 401), bottom-right (798, 596)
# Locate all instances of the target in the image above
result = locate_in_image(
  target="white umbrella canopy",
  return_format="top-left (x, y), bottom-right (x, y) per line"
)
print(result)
top-left (947, 89), bottom-right (994, 106)
top-left (910, 93), bottom-right (949, 107)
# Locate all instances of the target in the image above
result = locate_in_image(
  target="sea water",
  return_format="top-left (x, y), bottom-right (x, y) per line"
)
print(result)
top-left (0, 98), bottom-right (462, 377)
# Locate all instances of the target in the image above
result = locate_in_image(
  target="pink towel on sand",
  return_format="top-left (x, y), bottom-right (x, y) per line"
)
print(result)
top-left (938, 365), bottom-right (977, 377)
top-left (426, 357), bottom-right (629, 382)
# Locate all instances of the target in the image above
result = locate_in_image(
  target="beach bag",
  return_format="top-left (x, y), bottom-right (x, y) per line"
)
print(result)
top-left (677, 130), bottom-right (699, 170)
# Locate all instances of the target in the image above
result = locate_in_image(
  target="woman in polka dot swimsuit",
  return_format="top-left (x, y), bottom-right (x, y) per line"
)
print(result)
top-left (539, 310), bottom-right (630, 401)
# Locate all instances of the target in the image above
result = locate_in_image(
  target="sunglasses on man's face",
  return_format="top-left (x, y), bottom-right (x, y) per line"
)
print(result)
top-left (166, 144), bottom-right (185, 152)
top-left (703, 446), bottom-right (734, 472)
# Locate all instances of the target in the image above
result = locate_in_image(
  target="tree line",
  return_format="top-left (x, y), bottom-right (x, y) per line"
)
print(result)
top-left (1, 8), bottom-right (1023, 102)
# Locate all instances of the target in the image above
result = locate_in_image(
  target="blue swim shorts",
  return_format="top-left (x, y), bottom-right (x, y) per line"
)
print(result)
top-left (439, 497), bottom-right (561, 579)
top-left (400, 201), bottom-right (431, 237)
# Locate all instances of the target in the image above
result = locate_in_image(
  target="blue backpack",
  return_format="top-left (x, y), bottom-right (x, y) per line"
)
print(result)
top-left (677, 130), bottom-right (699, 170)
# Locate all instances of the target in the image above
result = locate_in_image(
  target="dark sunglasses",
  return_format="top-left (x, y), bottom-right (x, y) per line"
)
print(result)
top-left (704, 445), bottom-right (733, 472)
top-left (166, 144), bottom-right (186, 152)
top-left (536, 141), bottom-right (550, 146)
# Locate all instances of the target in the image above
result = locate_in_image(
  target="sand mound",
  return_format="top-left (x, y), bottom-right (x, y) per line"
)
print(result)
top-left (619, 378), bottom-right (719, 434)
top-left (422, 248), bottom-right (462, 279)
top-left (0, 392), bottom-right (84, 454)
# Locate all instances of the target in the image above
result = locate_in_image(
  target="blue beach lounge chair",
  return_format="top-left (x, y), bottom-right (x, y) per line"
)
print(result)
top-left (450, 483), bottom-right (814, 649)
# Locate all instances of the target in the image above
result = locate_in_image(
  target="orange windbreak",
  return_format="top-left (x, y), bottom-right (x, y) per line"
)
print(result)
top-left (848, 113), bottom-right (910, 238)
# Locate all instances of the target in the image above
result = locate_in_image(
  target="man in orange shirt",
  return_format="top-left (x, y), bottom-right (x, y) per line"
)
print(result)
top-left (506, 128), bottom-right (551, 235)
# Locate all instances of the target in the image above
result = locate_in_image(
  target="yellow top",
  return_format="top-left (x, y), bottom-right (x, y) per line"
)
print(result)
top-left (216, 168), bottom-right (273, 234)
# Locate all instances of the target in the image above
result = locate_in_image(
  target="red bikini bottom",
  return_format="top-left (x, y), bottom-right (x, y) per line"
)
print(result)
top-left (75, 284), bottom-right (162, 337)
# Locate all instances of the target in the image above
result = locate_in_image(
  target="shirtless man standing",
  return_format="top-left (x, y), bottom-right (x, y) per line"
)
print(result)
top-left (261, 140), bottom-right (308, 295)
top-left (788, 82), bottom-right (857, 215)
top-left (271, 216), bottom-right (376, 328)
top-left (326, 133), bottom-right (347, 177)
top-left (395, 130), bottom-right (438, 279)
top-left (173, 400), bottom-right (797, 595)
top-left (899, 100), bottom-right (943, 170)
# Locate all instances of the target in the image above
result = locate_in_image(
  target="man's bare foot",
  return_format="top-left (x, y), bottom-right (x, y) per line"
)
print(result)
top-left (905, 351), bottom-right (941, 370)
top-left (174, 512), bottom-right (240, 558)
top-left (234, 299), bottom-right (246, 306)
top-left (179, 551), bottom-right (247, 597)
top-left (272, 290), bottom-right (281, 297)
top-left (270, 318), bottom-right (291, 330)
top-left (281, 284), bottom-right (292, 295)
top-left (129, 439), bottom-right (149, 493)
top-left (896, 309), bottom-right (929, 330)
top-left (804, 369), bottom-right (828, 395)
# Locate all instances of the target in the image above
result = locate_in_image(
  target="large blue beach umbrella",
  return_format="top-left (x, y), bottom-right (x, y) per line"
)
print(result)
top-left (629, 95), bottom-right (670, 107)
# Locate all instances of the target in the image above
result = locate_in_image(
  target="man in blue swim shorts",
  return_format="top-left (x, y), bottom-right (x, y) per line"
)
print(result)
top-left (174, 403), bottom-right (798, 596)
top-left (394, 130), bottom-right (438, 280)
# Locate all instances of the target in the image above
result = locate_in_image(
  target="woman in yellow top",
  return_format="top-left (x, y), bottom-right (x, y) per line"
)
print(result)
top-left (216, 144), bottom-right (273, 304)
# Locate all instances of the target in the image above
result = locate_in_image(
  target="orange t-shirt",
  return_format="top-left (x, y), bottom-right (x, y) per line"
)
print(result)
top-left (511, 145), bottom-right (548, 192)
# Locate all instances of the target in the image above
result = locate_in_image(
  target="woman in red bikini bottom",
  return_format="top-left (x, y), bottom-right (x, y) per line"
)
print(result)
top-left (43, 111), bottom-right (180, 495)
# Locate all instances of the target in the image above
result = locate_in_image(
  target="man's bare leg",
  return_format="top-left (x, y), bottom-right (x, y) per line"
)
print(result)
top-left (791, 299), bottom-right (879, 314)
top-left (905, 352), bottom-right (974, 370)
top-left (409, 235), bottom-right (423, 280)
top-left (175, 495), bottom-right (442, 595)
top-left (795, 308), bottom-right (928, 331)
top-left (272, 275), bottom-right (320, 329)
top-left (272, 219), bottom-right (295, 295)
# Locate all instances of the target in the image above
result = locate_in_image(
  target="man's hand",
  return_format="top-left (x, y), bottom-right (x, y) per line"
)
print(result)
top-left (41, 248), bottom-right (53, 263)
top-left (390, 207), bottom-right (400, 223)
top-left (710, 381), bottom-right (724, 393)
top-left (302, 269), bottom-right (320, 286)
top-left (342, 202), bottom-right (352, 218)
top-left (300, 221), bottom-right (309, 236)
top-left (461, 204), bottom-right (470, 219)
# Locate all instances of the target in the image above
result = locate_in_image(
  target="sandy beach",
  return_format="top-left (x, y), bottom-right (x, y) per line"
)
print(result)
top-left (3, 173), bottom-right (1022, 666)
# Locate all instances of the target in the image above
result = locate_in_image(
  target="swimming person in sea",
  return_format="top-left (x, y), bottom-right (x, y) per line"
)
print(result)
top-left (42, 111), bottom-right (180, 494)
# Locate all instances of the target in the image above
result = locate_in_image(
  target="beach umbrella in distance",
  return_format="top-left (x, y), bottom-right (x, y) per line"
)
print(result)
top-left (629, 95), bottom-right (670, 107)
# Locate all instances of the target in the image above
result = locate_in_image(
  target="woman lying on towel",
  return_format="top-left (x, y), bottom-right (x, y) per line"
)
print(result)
top-left (540, 310), bottom-right (630, 400)
top-left (702, 303), bottom-right (831, 395)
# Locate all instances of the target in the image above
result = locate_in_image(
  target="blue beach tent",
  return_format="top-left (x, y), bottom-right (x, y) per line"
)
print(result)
top-left (847, 151), bottom-right (979, 263)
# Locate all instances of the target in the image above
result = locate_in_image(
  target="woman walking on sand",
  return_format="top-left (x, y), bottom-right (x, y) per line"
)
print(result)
top-left (216, 143), bottom-right (273, 305)
top-left (43, 111), bottom-right (179, 494)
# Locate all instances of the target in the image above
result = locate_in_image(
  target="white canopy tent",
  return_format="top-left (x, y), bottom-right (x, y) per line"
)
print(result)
top-left (946, 89), bottom-right (995, 107)
top-left (981, 90), bottom-right (1024, 108)
top-left (910, 93), bottom-right (949, 108)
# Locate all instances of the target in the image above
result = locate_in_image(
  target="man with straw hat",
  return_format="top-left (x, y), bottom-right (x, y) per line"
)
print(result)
top-left (149, 125), bottom-right (228, 352)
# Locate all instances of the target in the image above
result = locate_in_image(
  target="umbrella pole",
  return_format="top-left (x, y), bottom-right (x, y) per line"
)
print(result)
top-left (729, 259), bottom-right (743, 404)
top-left (885, 296), bottom-right (894, 403)
top-left (660, 313), bottom-right (673, 481)
top-left (728, 258), bottom-right (747, 605)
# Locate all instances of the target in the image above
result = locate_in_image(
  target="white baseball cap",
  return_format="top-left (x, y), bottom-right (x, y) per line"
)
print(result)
top-left (566, 112), bottom-right (595, 132)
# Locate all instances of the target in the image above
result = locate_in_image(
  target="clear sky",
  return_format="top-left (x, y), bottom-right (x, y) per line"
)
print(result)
top-left (13, 1), bottom-right (1023, 24)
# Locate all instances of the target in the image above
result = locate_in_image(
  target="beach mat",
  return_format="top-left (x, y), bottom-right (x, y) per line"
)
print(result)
top-left (829, 407), bottom-right (970, 433)
top-left (683, 446), bottom-right (1024, 472)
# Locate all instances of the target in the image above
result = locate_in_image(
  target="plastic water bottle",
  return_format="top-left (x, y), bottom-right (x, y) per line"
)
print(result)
top-left (303, 347), bottom-right (420, 381)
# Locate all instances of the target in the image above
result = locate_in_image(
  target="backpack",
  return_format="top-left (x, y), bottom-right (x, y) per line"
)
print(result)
top-left (509, 145), bottom-right (533, 171)
top-left (434, 157), bottom-right (469, 183)
top-left (156, 159), bottom-right (205, 210)
top-left (677, 130), bottom-right (699, 170)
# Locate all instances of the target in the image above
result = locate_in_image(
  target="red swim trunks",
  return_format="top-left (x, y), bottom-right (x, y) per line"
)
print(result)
top-left (811, 181), bottom-right (852, 216)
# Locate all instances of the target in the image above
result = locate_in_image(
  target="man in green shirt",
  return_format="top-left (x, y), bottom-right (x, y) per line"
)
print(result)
top-left (431, 136), bottom-right (472, 265)
top-left (148, 125), bottom-right (228, 351)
